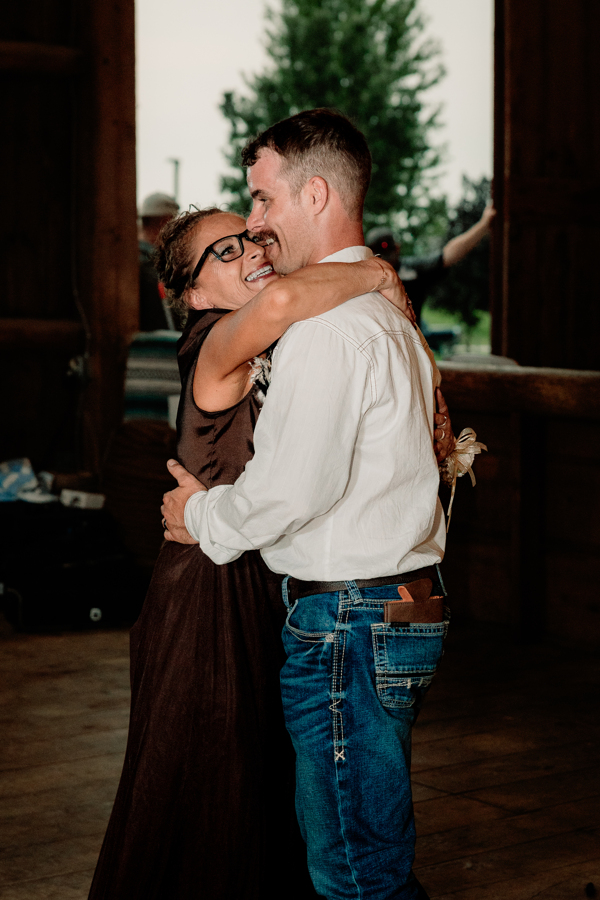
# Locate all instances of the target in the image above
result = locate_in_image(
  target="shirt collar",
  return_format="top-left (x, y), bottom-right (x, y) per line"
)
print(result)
top-left (318, 246), bottom-right (373, 264)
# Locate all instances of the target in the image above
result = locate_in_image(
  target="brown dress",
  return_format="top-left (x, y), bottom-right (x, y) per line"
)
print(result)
top-left (88, 310), bottom-right (316, 900)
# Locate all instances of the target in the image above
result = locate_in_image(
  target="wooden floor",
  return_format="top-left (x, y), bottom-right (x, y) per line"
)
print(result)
top-left (0, 617), bottom-right (598, 899)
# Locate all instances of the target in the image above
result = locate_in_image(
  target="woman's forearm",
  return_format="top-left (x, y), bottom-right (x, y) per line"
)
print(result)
top-left (200, 258), bottom-right (386, 382)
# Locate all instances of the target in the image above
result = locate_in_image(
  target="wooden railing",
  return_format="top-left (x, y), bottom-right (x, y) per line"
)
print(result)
top-left (439, 362), bottom-right (600, 419)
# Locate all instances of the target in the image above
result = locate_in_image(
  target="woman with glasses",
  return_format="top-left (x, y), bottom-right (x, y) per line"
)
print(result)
top-left (88, 208), bottom-right (412, 900)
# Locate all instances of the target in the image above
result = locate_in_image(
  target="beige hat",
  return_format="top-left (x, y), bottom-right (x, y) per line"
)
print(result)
top-left (140, 193), bottom-right (179, 217)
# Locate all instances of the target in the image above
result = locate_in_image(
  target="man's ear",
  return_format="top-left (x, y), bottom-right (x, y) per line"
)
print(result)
top-left (186, 288), bottom-right (213, 310)
top-left (304, 176), bottom-right (329, 215)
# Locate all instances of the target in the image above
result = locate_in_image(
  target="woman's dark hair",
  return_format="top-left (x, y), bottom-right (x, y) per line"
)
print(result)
top-left (153, 207), bottom-right (223, 315)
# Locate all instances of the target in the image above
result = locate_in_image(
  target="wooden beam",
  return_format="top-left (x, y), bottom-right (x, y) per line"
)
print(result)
top-left (508, 177), bottom-right (600, 223)
top-left (516, 414), bottom-right (548, 640)
top-left (439, 362), bottom-right (600, 419)
top-left (0, 319), bottom-right (84, 352)
top-left (74, 0), bottom-right (138, 474)
top-left (0, 42), bottom-right (83, 75)
top-left (492, 0), bottom-right (600, 369)
top-left (490, 0), bottom-right (506, 357)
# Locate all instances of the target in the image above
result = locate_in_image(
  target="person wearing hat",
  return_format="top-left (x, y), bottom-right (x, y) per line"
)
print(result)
top-left (138, 193), bottom-right (180, 331)
top-left (366, 204), bottom-right (495, 326)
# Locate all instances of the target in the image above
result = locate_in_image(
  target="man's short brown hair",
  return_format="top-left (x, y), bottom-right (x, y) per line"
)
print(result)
top-left (241, 108), bottom-right (371, 221)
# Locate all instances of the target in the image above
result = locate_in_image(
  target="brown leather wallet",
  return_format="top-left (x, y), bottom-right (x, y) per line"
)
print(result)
top-left (384, 597), bottom-right (444, 624)
top-left (384, 578), bottom-right (444, 624)
top-left (397, 578), bottom-right (432, 602)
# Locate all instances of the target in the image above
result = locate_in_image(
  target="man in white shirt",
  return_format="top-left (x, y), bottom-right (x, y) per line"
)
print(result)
top-left (163, 109), bottom-right (448, 900)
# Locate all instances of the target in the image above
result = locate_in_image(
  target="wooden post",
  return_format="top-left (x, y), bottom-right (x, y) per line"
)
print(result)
top-left (74, 0), bottom-right (139, 473)
top-left (492, 0), bottom-right (600, 370)
top-left (490, 0), bottom-right (505, 358)
top-left (0, 1), bottom-right (137, 474)
top-left (514, 415), bottom-right (548, 640)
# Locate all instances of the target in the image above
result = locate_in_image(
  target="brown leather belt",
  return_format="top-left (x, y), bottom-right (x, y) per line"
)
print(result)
top-left (286, 565), bottom-right (440, 602)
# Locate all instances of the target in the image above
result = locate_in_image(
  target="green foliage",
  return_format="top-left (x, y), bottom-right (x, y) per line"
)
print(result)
top-left (220, 0), bottom-right (447, 255)
top-left (428, 175), bottom-right (491, 332)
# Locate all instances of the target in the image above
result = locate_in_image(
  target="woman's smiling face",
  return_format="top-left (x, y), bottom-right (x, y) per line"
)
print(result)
top-left (187, 212), bottom-right (278, 311)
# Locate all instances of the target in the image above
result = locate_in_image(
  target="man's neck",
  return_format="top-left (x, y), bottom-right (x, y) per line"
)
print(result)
top-left (306, 221), bottom-right (365, 265)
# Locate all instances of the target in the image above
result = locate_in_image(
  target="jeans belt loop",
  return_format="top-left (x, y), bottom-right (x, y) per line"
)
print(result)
top-left (281, 574), bottom-right (293, 611)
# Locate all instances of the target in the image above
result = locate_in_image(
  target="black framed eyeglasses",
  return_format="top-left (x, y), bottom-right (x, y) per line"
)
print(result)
top-left (190, 230), bottom-right (264, 283)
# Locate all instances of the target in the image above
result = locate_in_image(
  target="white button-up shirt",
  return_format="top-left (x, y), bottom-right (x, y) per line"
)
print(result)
top-left (185, 245), bottom-right (446, 580)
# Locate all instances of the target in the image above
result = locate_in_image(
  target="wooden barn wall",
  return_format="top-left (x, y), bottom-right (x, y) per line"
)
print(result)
top-left (440, 365), bottom-right (600, 647)
top-left (492, 0), bottom-right (600, 370)
top-left (445, 0), bottom-right (600, 645)
top-left (0, 0), bottom-right (138, 474)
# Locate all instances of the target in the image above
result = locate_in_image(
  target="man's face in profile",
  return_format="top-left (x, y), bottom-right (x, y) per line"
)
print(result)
top-left (246, 149), bottom-right (314, 275)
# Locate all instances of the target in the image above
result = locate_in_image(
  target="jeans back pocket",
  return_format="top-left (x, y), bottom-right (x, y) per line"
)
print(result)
top-left (371, 617), bottom-right (449, 709)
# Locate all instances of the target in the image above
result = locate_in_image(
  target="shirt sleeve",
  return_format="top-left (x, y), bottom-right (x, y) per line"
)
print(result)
top-left (184, 318), bottom-right (373, 564)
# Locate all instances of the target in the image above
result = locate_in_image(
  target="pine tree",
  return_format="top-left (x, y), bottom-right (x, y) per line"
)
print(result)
top-left (220, 0), bottom-right (447, 254)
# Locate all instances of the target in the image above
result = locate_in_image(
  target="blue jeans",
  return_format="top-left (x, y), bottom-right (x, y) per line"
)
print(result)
top-left (280, 572), bottom-right (449, 900)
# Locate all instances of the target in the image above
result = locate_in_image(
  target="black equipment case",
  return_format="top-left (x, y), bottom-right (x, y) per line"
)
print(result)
top-left (0, 501), bottom-right (142, 632)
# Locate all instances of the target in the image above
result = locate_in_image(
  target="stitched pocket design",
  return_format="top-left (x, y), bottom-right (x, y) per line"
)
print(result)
top-left (371, 618), bottom-right (448, 709)
top-left (284, 593), bottom-right (338, 644)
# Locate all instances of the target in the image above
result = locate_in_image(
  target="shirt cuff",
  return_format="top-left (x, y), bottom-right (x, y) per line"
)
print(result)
top-left (183, 490), bottom-right (207, 543)
top-left (184, 485), bottom-right (245, 565)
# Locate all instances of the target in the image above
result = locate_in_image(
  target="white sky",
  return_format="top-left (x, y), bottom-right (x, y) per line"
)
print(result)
top-left (136, 0), bottom-right (494, 212)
